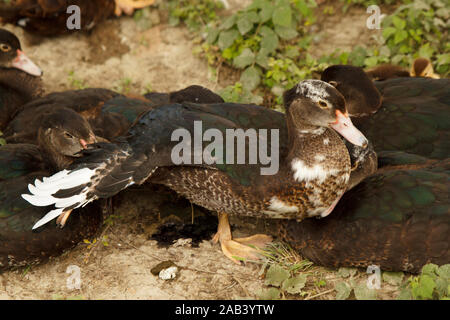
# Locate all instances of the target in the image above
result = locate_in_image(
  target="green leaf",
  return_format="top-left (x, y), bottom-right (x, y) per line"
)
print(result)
top-left (219, 15), bottom-right (237, 30)
top-left (338, 267), bottom-right (357, 278)
top-left (264, 264), bottom-right (290, 287)
top-left (335, 282), bottom-right (351, 300)
top-left (421, 263), bottom-right (439, 279)
top-left (418, 43), bottom-right (434, 59)
top-left (237, 15), bottom-right (254, 35)
top-left (246, 11), bottom-right (260, 23)
top-left (218, 29), bottom-right (239, 50)
top-left (274, 25), bottom-right (298, 40)
top-left (435, 278), bottom-right (448, 298)
top-left (259, 1), bottom-right (274, 23)
top-left (260, 26), bottom-right (279, 54)
top-left (397, 288), bottom-right (413, 300)
top-left (206, 27), bottom-right (220, 44)
top-left (272, 6), bottom-right (292, 27)
top-left (383, 272), bottom-right (404, 286)
top-left (354, 283), bottom-right (377, 300)
top-left (392, 16), bottom-right (406, 29)
top-left (382, 27), bottom-right (397, 40)
top-left (281, 275), bottom-right (307, 294)
top-left (412, 274), bottom-right (436, 299)
top-left (256, 49), bottom-right (270, 68)
top-left (258, 287), bottom-right (281, 300)
top-left (233, 48), bottom-right (255, 68)
top-left (437, 264), bottom-right (450, 279)
top-left (394, 30), bottom-right (408, 44)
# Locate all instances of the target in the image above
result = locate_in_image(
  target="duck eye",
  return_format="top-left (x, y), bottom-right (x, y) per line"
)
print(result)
top-left (318, 100), bottom-right (328, 108)
top-left (64, 132), bottom-right (74, 139)
top-left (0, 44), bottom-right (11, 52)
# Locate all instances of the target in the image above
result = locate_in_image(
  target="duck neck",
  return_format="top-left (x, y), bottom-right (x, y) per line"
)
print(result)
top-left (0, 68), bottom-right (43, 102)
top-left (37, 129), bottom-right (74, 171)
top-left (285, 112), bottom-right (327, 162)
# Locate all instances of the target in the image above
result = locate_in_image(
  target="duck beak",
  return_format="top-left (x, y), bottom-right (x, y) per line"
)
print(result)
top-left (80, 134), bottom-right (97, 149)
top-left (330, 110), bottom-right (368, 148)
top-left (12, 50), bottom-right (43, 77)
top-left (80, 139), bottom-right (89, 149)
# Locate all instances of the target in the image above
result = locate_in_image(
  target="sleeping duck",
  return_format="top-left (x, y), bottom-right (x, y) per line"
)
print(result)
top-left (0, 28), bottom-right (42, 130)
top-left (0, 0), bottom-right (155, 36)
top-left (4, 85), bottom-right (224, 144)
top-left (278, 151), bottom-right (449, 273)
top-left (21, 80), bottom-right (368, 264)
top-left (0, 107), bottom-right (103, 272)
top-left (365, 57), bottom-right (440, 81)
top-left (322, 65), bottom-right (449, 160)
top-left (275, 67), bottom-right (450, 272)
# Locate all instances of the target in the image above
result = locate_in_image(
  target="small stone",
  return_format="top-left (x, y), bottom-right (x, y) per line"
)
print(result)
top-left (172, 238), bottom-right (192, 247)
top-left (150, 260), bottom-right (176, 276)
top-left (159, 266), bottom-right (178, 280)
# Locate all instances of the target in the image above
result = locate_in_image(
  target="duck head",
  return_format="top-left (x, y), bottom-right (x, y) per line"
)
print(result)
top-left (0, 28), bottom-right (42, 76)
top-left (321, 65), bottom-right (382, 117)
top-left (37, 108), bottom-right (97, 169)
top-left (284, 79), bottom-right (368, 148)
top-left (410, 58), bottom-right (440, 79)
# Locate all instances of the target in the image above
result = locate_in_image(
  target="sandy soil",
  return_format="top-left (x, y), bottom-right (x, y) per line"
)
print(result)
top-left (0, 3), bottom-right (400, 300)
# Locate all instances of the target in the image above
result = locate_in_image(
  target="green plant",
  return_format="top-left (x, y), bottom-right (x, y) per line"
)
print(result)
top-left (334, 267), bottom-right (378, 300)
top-left (67, 70), bottom-right (87, 90)
top-left (259, 264), bottom-right (309, 299)
top-left (203, 0), bottom-right (320, 104)
top-left (398, 264), bottom-right (450, 300)
top-left (167, 0), bottom-right (223, 31)
top-left (340, 0), bottom-right (403, 12)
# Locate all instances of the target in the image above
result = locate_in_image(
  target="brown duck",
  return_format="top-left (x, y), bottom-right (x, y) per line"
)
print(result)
top-left (0, 107), bottom-right (102, 271)
top-left (21, 80), bottom-right (368, 264)
top-left (0, 28), bottom-right (42, 131)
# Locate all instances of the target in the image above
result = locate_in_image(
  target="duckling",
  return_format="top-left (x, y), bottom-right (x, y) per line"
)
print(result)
top-left (0, 28), bottom-right (42, 130)
top-left (0, 107), bottom-right (103, 272)
top-left (410, 57), bottom-right (440, 79)
top-left (21, 80), bottom-right (368, 264)
top-left (365, 58), bottom-right (440, 81)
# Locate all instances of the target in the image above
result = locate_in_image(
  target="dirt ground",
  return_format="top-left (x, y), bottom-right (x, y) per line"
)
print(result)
top-left (0, 3), bottom-right (400, 300)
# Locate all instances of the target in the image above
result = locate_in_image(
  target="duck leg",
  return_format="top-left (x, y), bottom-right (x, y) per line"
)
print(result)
top-left (56, 209), bottom-right (74, 228)
top-left (114, 0), bottom-right (155, 16)
top-left (212, 212), bottom-right (272, 264)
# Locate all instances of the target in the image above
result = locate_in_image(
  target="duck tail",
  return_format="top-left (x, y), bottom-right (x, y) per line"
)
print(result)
top-left (21, 141), bottom-right (144, 230)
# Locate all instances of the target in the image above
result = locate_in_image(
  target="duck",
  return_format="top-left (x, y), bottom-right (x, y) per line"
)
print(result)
top-left (278, 150), bottom-right (449, 273)
top-left (365, 57), bottom-right (440, 81)
top-left (322, 65), bottom-right (450, 160)
top-left (21, 79), bottom-right (369, 264)
top-left (0, 28), bottom-right (43, 131)
top-left (0, 0), bottom-right (155, 36)
top-left (273, 67), bottom-right (450, 273)
top-left (144, 85), bottom-right (225, 105)
top-left (4, 85), bottom-right (225, 144)
top-left (0, 107), bottom-right (103, 272)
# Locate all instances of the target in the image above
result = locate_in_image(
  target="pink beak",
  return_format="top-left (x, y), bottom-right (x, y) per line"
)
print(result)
top-left (12, 50), bottom-right (43, 76)
top-left (80, 139), bottom-right (88, 149)
top-left (330, 110), bottom-right (368, 148)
